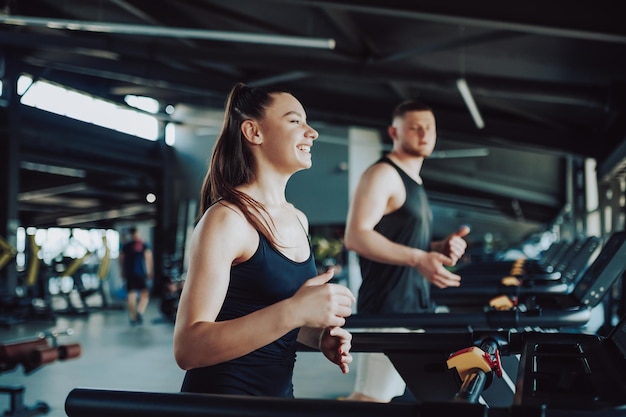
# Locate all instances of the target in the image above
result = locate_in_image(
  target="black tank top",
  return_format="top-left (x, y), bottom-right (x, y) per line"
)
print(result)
top-left (357, 156), bottom-right (434, 314)
top-left (181, 232), bottom-right (317, 397)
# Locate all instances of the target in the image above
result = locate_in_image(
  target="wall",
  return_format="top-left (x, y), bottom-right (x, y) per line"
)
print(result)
top-left (172, 121), bottom-right (354, 226)
top-left (287, 125), bottom-right (350, 225)
top-left (170, 124), bottom-right (216, 202)
top-left (346, 127), bottom-right (384, 295)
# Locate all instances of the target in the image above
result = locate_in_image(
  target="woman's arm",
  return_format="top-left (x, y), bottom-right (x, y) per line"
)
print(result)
top-left (173, 204), bottom-right (354, 370)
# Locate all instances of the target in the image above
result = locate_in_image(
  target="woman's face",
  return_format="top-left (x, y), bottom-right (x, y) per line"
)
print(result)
top-left (256, 92), bottom-right (319, 173)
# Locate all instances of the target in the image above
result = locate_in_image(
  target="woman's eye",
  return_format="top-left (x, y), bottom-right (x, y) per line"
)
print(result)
top-left (291, 120), bottom-right (301, 124)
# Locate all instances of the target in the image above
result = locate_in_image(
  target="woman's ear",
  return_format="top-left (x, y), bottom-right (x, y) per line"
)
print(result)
top-left (241, 120), bottom-right (263, 145)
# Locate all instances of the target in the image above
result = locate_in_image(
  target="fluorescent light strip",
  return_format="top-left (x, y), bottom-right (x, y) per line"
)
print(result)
top-left (0, 15), bottom-right (336, 50)
top-left (21, 161), bottom-right (87, 178)
top-left (456, 78), bottom-right (485, 129)
top-left (56, 204), bottom-right (154, 226)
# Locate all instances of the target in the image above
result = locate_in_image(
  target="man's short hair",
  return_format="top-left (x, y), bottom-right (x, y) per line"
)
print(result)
top-left (392, 100), bottom-right (433, 120)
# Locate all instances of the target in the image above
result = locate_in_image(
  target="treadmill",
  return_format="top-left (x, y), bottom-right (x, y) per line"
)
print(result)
top-left (64, 317), bottom-right (626, 416)
top-left (357, 312), bottom-right (626, 411)
top-left (450, 235), bottom-right (600, 285)
top-left (431, 233), bottom-right (609, 309)
top-left (455, 238), bottom-right (574, 280)
top-left (344, 231), bottom-right (626, 330)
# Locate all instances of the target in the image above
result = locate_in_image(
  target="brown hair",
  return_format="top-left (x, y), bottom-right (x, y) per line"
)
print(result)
top-left (199, 82), bottom-right (289, 248)
top-left (392, 100), bottom-right (433, 120)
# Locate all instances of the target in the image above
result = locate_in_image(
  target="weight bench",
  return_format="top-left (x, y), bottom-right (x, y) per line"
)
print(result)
top-left (1, 329), bottom-right (81, 417)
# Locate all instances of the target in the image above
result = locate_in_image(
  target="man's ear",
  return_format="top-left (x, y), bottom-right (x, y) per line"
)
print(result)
top-left (241, 120), bottom-right (263, 145)
top-left (387, 125), bottom-right (398, 142)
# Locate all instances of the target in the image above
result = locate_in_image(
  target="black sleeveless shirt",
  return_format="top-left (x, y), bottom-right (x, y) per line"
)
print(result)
top-left (357, 156), bottom-right (434, 314)
top-left (181, 232), bottom-right (316, 397)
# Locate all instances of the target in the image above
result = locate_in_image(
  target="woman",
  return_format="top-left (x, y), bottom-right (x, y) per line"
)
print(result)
top-left (174, 82), bottom-right (355, 397)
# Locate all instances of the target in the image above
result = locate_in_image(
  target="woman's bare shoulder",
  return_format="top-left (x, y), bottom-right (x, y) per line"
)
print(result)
top-left (197, 201), bottom-right (253, 236)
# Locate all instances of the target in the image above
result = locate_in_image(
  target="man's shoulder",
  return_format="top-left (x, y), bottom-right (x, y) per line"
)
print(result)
top-left (364, 159), bottom-right (402, 182)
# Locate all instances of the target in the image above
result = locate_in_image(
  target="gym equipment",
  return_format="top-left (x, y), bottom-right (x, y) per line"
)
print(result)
top-left (63, 317), bottom-right (626, 416)
top-left (1, 328), bottom-right (81, 417)
top-left (455, 238), bottom-right (573, 282)
top-left (457, 236), bottom-right (599, 285)
top-left (0, 235), bottom-right (17, 272)
top-left (91, 235), bottom-right (125, 312)
top-left (344, 231), bottom-right (626, 331)
top-left (446, 337), bottom-right (503, 404)
top-left (159, 275), bottom-right (183, 323)
top-left (437, 232), bottom-right (626, 318)
top-left (0, 235), bottom-right (57, 327)
top-left (350, 317), bottom-right (626, 410)
top-left (18, 234), bottom-right (56, 321)
top-left (50, 252), bottom-right (94, 316)
top-left (434, 235), bottom-right (603, 307)
top-left (61, 235), bottom-right (125, 314)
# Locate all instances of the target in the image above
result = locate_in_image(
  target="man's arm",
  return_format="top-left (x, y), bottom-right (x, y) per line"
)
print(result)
top-left (144, 248), bottom-right (154, 279)
top-left (344, 163), bottom-right (461, 289)
top-left (344, 163), bottom-right (420, 266)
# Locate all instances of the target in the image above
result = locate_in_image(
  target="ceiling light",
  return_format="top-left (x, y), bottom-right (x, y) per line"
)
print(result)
top-left (0, 15), bottom-right (336, 50)
top-left (456, 78), bottom-right (485, 129)
top-left (20, 161), bottom-right (87, 178)
top-left (124, 95), bottom-right (159, 114)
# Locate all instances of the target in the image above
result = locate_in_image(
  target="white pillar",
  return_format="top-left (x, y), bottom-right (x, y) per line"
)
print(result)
top-left (347, 127), bottom-right (384, 305)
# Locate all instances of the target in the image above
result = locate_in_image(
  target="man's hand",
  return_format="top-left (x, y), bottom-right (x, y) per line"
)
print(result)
top-left (434, 225), bottom-right (470, 264)
top-left (415, 251), bottom-right (462, 288)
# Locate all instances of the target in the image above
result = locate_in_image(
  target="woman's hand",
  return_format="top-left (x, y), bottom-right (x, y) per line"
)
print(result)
top-left (290, 269), bottom-right (355, 328)
top-left (319, 326), bottom-right (353, 374)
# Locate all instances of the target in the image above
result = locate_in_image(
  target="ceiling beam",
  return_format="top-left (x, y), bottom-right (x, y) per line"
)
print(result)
top-left (0, 15), bottom-right (337, 49)
top-left (19, 46), bottom-right (610, 112)
top-left (274, 0), bottom-right (626, 43)
top-left (5, 28), bottom-right (610, 113)
top-left (376, 29), bottom-right (523, 64)
top-left (423, 170), bottom-right (561, 208)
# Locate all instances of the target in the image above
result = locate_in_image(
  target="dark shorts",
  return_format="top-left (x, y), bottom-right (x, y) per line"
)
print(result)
top-left (126, 274), bottom-right (148, 291)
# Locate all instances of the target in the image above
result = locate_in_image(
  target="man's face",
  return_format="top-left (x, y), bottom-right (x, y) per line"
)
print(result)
top-left (390, 110), bottom-right (437, 157)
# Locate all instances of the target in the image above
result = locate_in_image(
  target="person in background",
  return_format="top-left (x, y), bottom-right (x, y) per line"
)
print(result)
top-left (344, 100), bottom-right (470, 402)
top-left (173, 82), bottom-right (355, 397)
top-left (119, 227), bottom-right (153, 326)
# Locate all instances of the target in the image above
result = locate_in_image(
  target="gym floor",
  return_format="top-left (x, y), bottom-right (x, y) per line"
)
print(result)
top-left (1, 297), bottom-right (357, 417)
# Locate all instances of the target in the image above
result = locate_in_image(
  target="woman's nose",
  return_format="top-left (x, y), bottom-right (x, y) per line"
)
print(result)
top-left (307, 126), bottom-right (319, 140)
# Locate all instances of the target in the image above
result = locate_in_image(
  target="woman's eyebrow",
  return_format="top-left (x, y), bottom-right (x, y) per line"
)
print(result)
top-left (282, 110), bottom-right (304, 118)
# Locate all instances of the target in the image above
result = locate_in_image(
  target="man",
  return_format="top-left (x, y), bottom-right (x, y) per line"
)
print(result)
top-left (120, 227), bottom-right (154, 326)
top-left (344, 100), bottom-right (470, 402)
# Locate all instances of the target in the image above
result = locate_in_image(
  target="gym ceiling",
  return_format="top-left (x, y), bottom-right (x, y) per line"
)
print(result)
top-left (1, 0), bottom-right (625, 245)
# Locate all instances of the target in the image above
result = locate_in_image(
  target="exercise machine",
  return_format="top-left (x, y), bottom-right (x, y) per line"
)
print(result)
top-left (433, 234), bottom-right (603, 308)
top-left (63, 315), bottom-right (626, 416)
top-left (344, 231), bottom-right (626, 332)
top-left (1, 328), bottom-right (81, 417)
